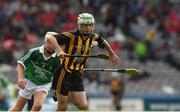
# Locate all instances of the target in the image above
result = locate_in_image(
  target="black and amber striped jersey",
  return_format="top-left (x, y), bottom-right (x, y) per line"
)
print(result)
top-left (55, 29), bottom-right (105, 72)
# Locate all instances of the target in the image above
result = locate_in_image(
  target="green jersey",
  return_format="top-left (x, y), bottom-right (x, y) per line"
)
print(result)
top-left (18, 46), bottom-right (60, 85)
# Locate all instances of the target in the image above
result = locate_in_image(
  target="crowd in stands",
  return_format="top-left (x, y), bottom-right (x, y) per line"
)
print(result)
top-left (0, 0), bottom-right (179, 68)
top-left (0, 0), bottom-right (179, 76)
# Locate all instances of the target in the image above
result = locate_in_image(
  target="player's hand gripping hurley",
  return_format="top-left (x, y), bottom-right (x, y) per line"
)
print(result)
top-left (65, 54), bottom-right (110, 60)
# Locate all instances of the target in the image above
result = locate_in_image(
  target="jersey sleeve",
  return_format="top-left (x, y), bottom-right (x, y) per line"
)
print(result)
top-left (55, 33), bottom-right (68, 45)
top-left (94, 34), bottom-right (105, 48)
top-left (17, 50), bottom-right (34, 69)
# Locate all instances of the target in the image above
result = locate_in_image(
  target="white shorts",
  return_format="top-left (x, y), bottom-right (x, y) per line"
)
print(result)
top-left (19, 80), bottom-right (51, 100)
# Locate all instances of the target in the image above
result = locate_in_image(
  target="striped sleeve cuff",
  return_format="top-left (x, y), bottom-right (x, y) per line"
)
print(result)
top-left (17, 61), bottom-right (26, 69)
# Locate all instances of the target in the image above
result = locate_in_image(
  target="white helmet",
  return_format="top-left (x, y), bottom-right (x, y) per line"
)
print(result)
top-left (78, 13), bottom-right (95, 24)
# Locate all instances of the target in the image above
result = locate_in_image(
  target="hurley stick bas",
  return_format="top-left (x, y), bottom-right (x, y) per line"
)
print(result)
top-left (83, 68), bottom-right (141, 75)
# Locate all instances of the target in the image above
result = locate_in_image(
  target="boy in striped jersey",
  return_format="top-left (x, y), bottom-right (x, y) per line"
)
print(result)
top-left (9, 32), bottom-right (61, 111)
top-left (48, 13), bottom-right (121, 111)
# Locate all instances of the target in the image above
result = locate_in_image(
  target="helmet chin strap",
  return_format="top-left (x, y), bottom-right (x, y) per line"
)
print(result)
top-left (82, 33), bottom-right (90, 36)
top-left (79, 30), bottom-right (92, 37)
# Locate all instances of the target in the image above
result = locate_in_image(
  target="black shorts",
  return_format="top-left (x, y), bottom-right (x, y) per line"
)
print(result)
top-left (52, 67), bottom-right (84, 96)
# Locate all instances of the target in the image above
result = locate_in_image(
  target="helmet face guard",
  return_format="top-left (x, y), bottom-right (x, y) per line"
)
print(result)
top-left (78, 13), bottom-right (95, 24)
top-left (78, 13), bottom-right (95, 36)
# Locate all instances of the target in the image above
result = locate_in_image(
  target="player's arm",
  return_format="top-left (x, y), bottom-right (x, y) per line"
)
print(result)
top-left (17, 63), bottom-right (26, 89)
top-left (17, 50), bottom-right (34, 89)
top-left (17, 63), bottom-right (24, 79)
top-left (95, 35), bottom-right (121, 65)
top-left (45, 32), bottom-right (66, 59)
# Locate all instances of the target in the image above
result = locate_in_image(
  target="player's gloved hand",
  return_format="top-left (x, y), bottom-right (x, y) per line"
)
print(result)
top-left (91, 41), bottom-right (98, 48)
top-left (57, 50), bottom-right (66, 59)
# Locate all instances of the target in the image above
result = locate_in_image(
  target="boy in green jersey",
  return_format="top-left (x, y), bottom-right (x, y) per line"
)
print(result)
top-left (9, 32), bottom-right (61, 111)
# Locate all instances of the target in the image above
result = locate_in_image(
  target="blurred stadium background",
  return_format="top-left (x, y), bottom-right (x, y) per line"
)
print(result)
top-left (0, 0), bottom-right (180, 111)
